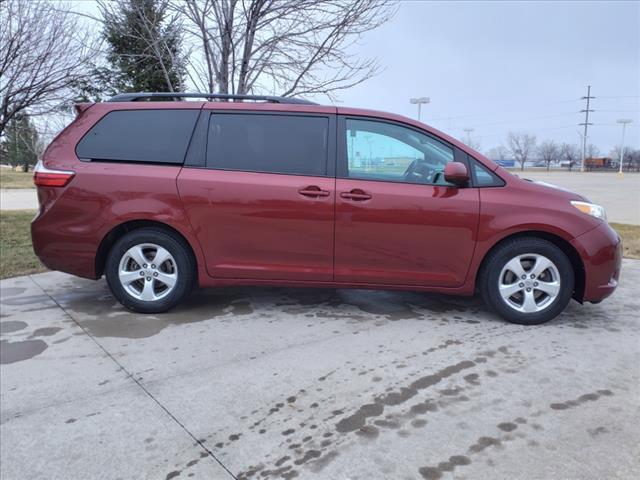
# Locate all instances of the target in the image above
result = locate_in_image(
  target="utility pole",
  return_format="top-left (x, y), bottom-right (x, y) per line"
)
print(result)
top-left (463, 128), bottom-right (474, 145)
top-left (579, 85), bottom-right (595, 172)
top-left (617, 119), bottom-right (633, 176)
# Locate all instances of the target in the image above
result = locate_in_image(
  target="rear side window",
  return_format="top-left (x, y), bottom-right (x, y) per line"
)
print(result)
top-left (206, 114), bottom-right (328, 176)
top-left (76, 110), bottom-right (199, 164)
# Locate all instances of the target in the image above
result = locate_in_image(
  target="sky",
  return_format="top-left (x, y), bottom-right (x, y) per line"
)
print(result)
top-left (71, 0), bottom-right (640, 155)
top-left (333, 0), bottom-right (640, 154)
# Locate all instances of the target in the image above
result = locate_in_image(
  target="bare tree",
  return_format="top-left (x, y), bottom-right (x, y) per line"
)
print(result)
top-left (560, 143), bottom-right (580, 171)
top-left (537, 140), bottom-right (559, 171)
top-left (174, 0), bottom-right (397, 98)
top-left (485, 145), bottom-right (508, 161)
top-left (467, 137), bottom-right (481, 152)
top-left (610, 146), bottom-right (639, 171)
top-left (507, 132), bottom-right (537, 171)
top-left (0, 0), bottom-right (96, 136)
top-left (586, 143), bottom-right (600, 159)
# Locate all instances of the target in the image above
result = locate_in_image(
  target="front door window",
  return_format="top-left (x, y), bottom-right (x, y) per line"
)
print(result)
top-left (345, 119), bottom-right (455, 186)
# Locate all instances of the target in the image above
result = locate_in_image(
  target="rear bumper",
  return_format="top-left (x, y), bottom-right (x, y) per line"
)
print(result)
top-left (571, 222), bottom-right (622, 303)
top-left (31, 192), bottom-right (101, 280)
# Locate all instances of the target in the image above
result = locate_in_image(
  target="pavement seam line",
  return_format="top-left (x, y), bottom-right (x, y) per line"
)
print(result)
top-left (28, 275), bottom-right (238, 480)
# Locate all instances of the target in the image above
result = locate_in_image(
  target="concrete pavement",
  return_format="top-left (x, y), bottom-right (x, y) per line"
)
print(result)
top-left (1, 261), bottom-right (639, 479)
top-left (511, 171), bottom-right (640, 225)
top-left (0, 189), bottom-right (38, 211)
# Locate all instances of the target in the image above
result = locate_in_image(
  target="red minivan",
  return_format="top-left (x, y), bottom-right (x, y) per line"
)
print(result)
top-left (31, 93), bottom-right (622, 325)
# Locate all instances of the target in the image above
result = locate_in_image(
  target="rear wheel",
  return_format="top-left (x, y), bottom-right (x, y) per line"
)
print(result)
top-left (480, 237), bottom-right (574, 325)
top-left (105, 228), bottom-right (195, 313)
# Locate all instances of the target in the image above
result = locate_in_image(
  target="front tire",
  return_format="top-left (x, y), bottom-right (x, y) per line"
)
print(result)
top-left (479, 237), bottom-right (574, 325)
top-left (105, 228), bottom-right (195, 313)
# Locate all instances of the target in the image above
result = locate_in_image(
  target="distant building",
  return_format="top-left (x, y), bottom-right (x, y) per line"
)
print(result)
top-left (584, 157), bottom-right (613, 170)
top-left (495, 159), bottom-right (516, 168)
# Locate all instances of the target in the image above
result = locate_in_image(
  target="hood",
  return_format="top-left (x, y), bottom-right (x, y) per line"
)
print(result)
top-left (517, 176), bottom-right (590, 202)
top-left (528, 179), bottom-right (586, 197)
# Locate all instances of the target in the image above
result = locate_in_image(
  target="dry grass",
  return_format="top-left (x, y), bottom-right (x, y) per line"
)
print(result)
top-left (0, 169), bottom-right (34, 189)
top-left (610, 223), bottom-right (640, 260)
top-left (0, 210), bottom-right (45, 279)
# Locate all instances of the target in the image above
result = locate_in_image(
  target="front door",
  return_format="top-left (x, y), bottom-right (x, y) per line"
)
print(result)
top-left (178, 111), bottom-right (336, 281)
top-left (334, 116), bottom-right (479, 287)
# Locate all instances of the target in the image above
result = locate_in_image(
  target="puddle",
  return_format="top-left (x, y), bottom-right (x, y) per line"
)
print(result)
top-left (0, 321), bottom-right (28, 334)
top-left (29, 327), bottom-right (62, 338)
top-left (1, 294), bottom-right (53, 306)
top-left (57, 288), bottom-right (254, 339)
top-left (283, 288), bottom-right (481, 321)
top-left (41, 280), bottom-right (487, 339)
top-left (0, 339), bottom-right (48, 364)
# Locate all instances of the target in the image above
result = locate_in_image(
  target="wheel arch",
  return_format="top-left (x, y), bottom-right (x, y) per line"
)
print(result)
top-left (476, 230), bottom-right (586, 303)
top-left (95, 219), bottom-right (200, 281)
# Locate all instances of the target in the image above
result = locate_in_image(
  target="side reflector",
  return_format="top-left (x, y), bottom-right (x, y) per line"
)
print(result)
top-left (33, 161), bottom-right (75, 187)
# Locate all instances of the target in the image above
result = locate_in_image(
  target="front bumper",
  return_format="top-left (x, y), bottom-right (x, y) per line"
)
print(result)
top-left (571, 222), bottom-right (622, 303)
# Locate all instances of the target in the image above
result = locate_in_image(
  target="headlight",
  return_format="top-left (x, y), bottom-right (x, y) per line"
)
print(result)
top-left (571, 201), bottom-right (607, 221)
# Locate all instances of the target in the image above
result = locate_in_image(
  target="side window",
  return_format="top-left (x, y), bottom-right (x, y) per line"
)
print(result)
top-left (76, 110), bottom-right (199, 164)
top-left (472, 160), bottom-right (505, 187)
top-left (206, 114), bottom-right (328, 176)
top-left (343, 118), bottom-right (455, 185)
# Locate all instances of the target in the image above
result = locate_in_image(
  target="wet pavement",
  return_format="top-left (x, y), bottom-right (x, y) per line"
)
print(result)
top-left (1, 261), bottom-right (639, 480)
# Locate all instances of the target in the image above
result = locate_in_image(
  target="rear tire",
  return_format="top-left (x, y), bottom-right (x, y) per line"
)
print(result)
top-left (105, 228), bottom-right (195, 313)
top-left (479, 237), bottom-right (574, 325)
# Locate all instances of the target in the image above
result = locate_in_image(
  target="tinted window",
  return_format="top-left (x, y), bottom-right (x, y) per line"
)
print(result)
top-left (206, 114), bottom-right (328, 176)
top-left (472, 160), bottom-right (505, 187)
top-left (76, 110), bottom-right (199, 164)
top-left (344, 119), bottom-right (455, 185)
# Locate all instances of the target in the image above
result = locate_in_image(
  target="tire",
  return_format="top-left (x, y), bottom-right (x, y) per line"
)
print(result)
top-left (479, 237), bottom-right (574, 325)
top-left (105, 228), bottom-right (196, 313)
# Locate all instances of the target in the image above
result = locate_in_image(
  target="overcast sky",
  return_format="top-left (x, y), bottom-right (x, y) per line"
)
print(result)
top-left (334, 0), bottom-right (640, 154)
top-left (73, 0), bottom-right (639, 154)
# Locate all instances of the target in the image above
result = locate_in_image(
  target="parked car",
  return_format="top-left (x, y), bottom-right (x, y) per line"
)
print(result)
top-left (31, 93), bottom-right (622, 325)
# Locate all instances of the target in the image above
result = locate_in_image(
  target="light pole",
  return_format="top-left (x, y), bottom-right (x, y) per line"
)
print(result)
top-left (463, 128), bottom-right (474, 145)
top-left (410, 97), bottom-right (430, 121)
top-left (617, 119), bottom-right (633, 175)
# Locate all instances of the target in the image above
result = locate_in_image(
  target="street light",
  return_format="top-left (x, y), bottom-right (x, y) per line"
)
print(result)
top-left (410, 97), bottom-right (430, 121)
top-left (617, 119), bottom-right (633, 176)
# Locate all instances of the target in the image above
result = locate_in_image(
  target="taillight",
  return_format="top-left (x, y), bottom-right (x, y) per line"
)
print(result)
top-left (33, 160), bottom-right (75, 187)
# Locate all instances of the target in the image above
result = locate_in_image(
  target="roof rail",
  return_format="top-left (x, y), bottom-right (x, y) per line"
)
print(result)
top-left (107, 92), bottom-right (317, 105)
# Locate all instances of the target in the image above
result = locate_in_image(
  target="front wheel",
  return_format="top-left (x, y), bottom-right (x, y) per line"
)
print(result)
top-left (479, 238), bottom-right (574, 325)
top-left (105, 228), bottom-right (195, 313)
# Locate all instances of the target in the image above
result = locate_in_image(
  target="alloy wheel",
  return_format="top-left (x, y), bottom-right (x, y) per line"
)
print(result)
top-left (117, 243), bottom-right (178, 302)
top-left (498, 253), bottom-right (561, 313)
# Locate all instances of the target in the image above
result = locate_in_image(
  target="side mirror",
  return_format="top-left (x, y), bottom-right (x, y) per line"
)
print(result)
top-left (444, 162), bottom-right (470, 186)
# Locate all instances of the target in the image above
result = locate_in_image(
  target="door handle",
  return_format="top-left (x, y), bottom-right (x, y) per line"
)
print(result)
top-left (340, 189), bottom-right (372, 201)
top-left (298, 186), bottom-right (330, 198)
